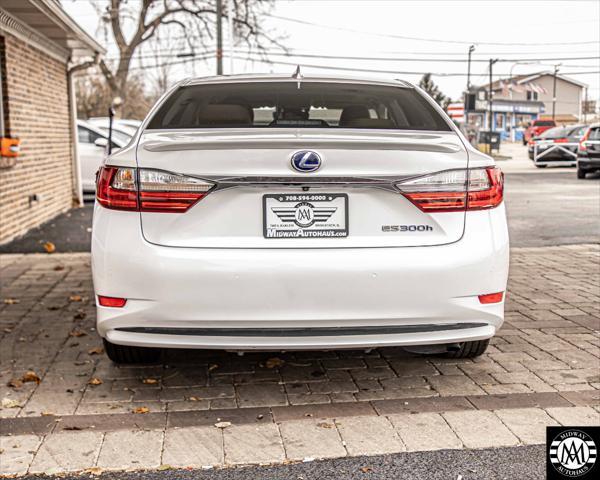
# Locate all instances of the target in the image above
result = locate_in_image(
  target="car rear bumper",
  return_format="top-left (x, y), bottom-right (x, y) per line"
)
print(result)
top-left (577, 156), bottom-right (600, 170)
top-left (92, 204), bottom-right (509, 350)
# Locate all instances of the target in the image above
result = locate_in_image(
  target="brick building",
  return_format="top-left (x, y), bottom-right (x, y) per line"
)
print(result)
top-left (0, 0), bottom-right (103, 244)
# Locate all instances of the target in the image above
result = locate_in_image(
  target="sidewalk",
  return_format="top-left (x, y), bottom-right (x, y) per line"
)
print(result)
top-left (1, 245), bottom-right (599, 475)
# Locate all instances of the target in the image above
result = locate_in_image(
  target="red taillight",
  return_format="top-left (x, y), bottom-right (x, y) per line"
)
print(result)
top-left (396, 167), bottom-right (503, 213)
top-left (96, 167), bottom-right (214, 213)
top-left (478, 292), bottom-right (504, 304)
top-left (96, 167), bottom-right (138, 210)
top-left (579, 128), bottom-right (590, 151)
top-left (98, 295), bottom-right (127, 307)
top-left (554, 138), bottom-right (568, 143)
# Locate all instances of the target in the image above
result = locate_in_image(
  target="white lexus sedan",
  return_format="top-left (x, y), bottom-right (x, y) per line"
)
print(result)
top-left (92, 74), bottom-right (509, 364)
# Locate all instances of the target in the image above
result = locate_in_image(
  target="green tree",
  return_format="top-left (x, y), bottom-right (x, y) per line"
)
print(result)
top-left (418, 73), bottom-right (451, 110)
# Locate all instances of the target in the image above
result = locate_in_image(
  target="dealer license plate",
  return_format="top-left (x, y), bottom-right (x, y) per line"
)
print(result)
top-left (263, 193), bottom-right (348, 239)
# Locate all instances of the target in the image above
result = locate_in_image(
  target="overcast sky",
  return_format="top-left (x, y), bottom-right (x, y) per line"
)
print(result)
top-left (63, 0), bottom-right (599, 102)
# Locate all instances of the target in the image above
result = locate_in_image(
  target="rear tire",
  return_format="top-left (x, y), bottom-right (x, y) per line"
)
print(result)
top-left (103, 338), bottom-right (161, 364)
top-left (577, 167), bottom-right (587, 179)
top-left (535, 164), bottom-right (547, 168)
top-left (444, 339), bottom-right (490, 359)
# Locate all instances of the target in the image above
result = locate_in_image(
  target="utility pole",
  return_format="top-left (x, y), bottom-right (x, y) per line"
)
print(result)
top-left (464, 45), bottom-right (475, 125)
top-left (467, 45), bottom-right (475, 90)
top-left (488, 58), bottom-right (498, 154)
top-left (583, 87), bottom-right (588, 124)
top-left (216, 0), bottom-right (223, 75)
top-left (227, 0), bottom-right (234, 74)
top-left (552, 64), bottom-right (559, 120)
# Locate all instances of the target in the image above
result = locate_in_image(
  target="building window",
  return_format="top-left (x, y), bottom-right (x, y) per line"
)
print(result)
top-left (526, 91), bottom-right (538, 101)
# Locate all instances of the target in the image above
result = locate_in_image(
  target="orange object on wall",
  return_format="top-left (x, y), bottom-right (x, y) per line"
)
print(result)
top-left (1, 137), bottom-right (20, 157)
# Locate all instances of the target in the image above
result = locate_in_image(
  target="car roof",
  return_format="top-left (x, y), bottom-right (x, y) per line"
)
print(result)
top-left (184, 73), bottom-right (413, 88)
top-left (76, 119), bottom-right (127, 147)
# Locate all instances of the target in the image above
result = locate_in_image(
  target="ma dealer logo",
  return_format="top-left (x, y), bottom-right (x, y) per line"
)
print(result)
top-left (548, 427), bottom-right (599, 479)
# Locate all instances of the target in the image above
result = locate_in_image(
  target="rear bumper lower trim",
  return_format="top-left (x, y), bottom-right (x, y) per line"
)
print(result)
top-left (116, 323), bottom-right (488, 337)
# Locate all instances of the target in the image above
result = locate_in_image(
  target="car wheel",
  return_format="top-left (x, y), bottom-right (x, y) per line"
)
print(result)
top-left (444, 339), bottom-right (490, 358)
top-left (535, 164), bottom-right (547, 168)
top-left (577, 168), bottom-right (587, 179)
top-left (103, 338), bottom-right (161, 364)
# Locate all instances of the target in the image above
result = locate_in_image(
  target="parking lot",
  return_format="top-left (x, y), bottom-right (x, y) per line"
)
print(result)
top-left (0, 143), bottom-right (598, 477)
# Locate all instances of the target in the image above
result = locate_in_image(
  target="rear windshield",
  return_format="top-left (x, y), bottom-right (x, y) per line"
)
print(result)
top-left (147, 82), bottom-right (451, 131)
top-left (540, 127), bottom-right (569, 138)
top-left (533, 120), bottom-right (555, 127)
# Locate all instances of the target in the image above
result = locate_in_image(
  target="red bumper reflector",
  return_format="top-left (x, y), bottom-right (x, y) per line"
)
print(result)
top-left (478, 292), bottom-right (504, 304)
top-left (98, 295), bottom-right (127, 308)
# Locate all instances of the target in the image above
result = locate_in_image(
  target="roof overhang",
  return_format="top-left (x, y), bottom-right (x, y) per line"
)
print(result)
top-left (0, 0), bottom-right (104, 61)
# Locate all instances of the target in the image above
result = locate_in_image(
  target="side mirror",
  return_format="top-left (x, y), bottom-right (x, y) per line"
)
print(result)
top-left (94, 137), bottom-right (108, 148)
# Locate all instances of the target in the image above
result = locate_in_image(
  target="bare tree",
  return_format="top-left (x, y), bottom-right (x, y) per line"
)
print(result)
top-left (76, 73), bottom-right (152, 120)
top-left (96, 0), bottom-right (279, 105)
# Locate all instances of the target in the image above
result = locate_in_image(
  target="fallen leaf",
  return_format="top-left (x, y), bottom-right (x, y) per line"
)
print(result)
top-left (88, 378), bottom-right (103, 386)
top-left (43, 242), bottom-right (56, 253)
top-left (22, 371), bottom-right (41, 384)
top-left (188, 396), bottom-right (202, 402)
top-left (317, 422), bottom-right (333, 429)
top-left (88, 347), bottom-right (104, 355)
top-left (69, 295), bottom-right (83, 302)
top-left (1, 398), bottom-right (22, 408)
top-left (265, 357), bottom-right (285, 369)
top-left (142, 378), bottom-right (158, 385)
top-left (361, 466), bottom-right (372, 473)
top-left (63, 426), bottom-right (83, 431)
top-left (3, 298), bottom-right (19, 305)
top-left (214, 421), bottom-right (231, 429)
top-left (69, 329), bottom-right (87, 337)
top-left (84, 467), bottom-right (104, 476)
top-left (208, 364), bottom-right (219, 372)
top-left (133, 406), bottom-right (150, 414)
top-left (7, 378), bottom-right (23, 389)
top-left (256, 414), bottom-right (264, 420)
top-left (157, 465), bottom-right (173, 471)
top-left (53, 265), bottom-right (65, 271)
top-left (41, 411), bottom-right (54, 416)
top-left (73, 311), bottom-right (86, 320)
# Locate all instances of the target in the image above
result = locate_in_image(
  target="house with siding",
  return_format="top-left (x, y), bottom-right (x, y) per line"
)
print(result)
top-left (0, 0), bottom-right (104, 244)
top-left (466, 72), bottom-right (586, 138)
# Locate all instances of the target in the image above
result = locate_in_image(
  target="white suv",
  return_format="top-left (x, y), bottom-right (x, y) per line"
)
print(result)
top-left (91, 74), bottom-right (509, 364)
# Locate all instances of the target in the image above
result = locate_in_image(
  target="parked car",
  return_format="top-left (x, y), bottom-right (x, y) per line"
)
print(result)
top-left (77, 120), bottom-right (129, 194)
top-left (523, 119), bottom-right (556, 145)
top-left (87, 117), bottom-right (140, 137)
top-left (91, 74), bottom-right (509, 364)
top-left (577, 123), bottom-right (600, 179)
top-left (528, 125), bottom-right (587, 167)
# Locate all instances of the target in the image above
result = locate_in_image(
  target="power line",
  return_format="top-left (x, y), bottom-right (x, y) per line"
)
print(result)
top-left (266, 14), bottom-right (600, 47)
top-left (232, 55), bottom-right (599, 77)
top-left (105, 49), bottom-right (600, 64)
top-left (119, 53), bottom-right (600, 79)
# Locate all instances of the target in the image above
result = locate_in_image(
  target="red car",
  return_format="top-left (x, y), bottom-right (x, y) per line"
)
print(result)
top-left (523, 119), bottom-right (556, 145)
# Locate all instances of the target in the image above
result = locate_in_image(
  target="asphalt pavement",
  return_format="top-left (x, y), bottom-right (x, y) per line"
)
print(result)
top-left (17, 445), bottom-right (545, 480)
